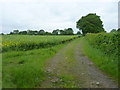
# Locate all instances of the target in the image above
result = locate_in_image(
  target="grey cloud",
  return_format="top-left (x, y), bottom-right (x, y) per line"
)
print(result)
top-left (0, 1), bottom-right (118, 33)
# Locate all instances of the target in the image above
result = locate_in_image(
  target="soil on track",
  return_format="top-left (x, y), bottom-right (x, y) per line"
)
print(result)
top-left (40, 39), bottom-right (118, 88)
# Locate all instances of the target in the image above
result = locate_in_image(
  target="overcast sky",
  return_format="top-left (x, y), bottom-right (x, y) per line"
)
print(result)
top-left (0, 0), bottom-right (119, 33)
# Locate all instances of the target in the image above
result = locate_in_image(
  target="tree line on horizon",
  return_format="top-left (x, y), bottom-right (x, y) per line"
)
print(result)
top-left (1, 13), bottom-right (120, 35)
top-left (1, 28), bottom-right (81, 35)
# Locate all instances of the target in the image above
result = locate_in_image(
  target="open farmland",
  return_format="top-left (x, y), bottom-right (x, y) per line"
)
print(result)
top-left (2, 35), bottom-right (80, 88)
top-left (2, 35), bottom-right (78, 52)
top-left (1, 0), bottom-right (119, 88)
top-left (2, 34), bottom-right (119, 88)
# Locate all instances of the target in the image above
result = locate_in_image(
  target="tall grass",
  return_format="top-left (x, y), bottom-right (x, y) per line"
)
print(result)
top-left (2, 35), bottom-right (79, 88)
top-left (80, 37), bottom-right (119, 85)
top-left (2, 43), bottom-right (67, 88)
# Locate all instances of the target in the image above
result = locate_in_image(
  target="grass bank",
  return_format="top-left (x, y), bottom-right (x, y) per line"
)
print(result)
top-left (80, 37), bottom-right (119, 85)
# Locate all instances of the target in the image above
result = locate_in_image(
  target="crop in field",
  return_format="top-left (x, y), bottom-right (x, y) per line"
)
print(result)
top-left (2, 35), bottom-right (79, 88)
top-left (1, 35), bottom-right (78, 52)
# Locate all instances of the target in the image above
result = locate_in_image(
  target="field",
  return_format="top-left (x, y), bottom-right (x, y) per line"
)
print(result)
top-left (2, 34), bottom-right (119, 88)
top-left (2, 35), bottom-right (78, 52)
top-left (2, 35), bottom-right (79, 88)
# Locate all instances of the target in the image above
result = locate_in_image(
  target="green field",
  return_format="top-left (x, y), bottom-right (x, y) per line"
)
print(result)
top-left (2, 34), bottom-right (119, 88)
top-left (2, 35), bottom-right (78, 52)
top-left (2, 35), bottom-right (78, 88)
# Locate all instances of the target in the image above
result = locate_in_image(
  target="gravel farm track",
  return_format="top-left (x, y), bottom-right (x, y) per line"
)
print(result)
top-left (40, 38), bottom-right (118, 88)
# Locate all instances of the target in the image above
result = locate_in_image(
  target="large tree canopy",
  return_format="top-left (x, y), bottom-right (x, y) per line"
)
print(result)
top-left (76, 13), bottom-right (105, 35)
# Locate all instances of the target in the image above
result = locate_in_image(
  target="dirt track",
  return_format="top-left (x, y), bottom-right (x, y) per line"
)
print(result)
top-left (40, 39), bottom-right (118, 88)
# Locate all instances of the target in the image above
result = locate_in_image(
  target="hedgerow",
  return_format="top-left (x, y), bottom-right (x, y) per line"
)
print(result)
top-left (85, 33), bottom-right (120, 59)
top-left (84, 33), bottom-right (120, 85)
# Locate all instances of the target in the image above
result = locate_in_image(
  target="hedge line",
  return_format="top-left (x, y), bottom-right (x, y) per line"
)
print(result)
top-left (85, 33), bottom-right (120, 59)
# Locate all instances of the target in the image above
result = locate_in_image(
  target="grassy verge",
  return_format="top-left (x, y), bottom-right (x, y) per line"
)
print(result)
top-left (2, 43), bottom-right (68, 88)
top-left (80, 37), bottom-right (118, 85)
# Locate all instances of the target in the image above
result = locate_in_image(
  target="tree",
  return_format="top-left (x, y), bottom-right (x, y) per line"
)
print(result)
top-left (60, 30), bottom-right (65, 35)
top-left (33, 31), bottom-right (38, 35)
top-left (110, 29), bottom-right (117, 33)
top-left (52, 29), bottom-right (59, 35)
top-left (76, 13), bottom-right (105, 35)
top-left (13, 30), bottom-right (19, 34)
top-left (117, 28), bottom-right (120, 33)
top-left (27, 30), bottom-right (38, 35)
top-left (45, 32), bottom-right (51, 35)
top-left (10, 32), bottom-right (14, 35)
top-left (19, 31), bottom-right (27, 35)
top-left (38, 30), bottom-right (45, 35)
top-left (64, 28), bottom-right (74, 35)
top-left (76, 31), bottom-right (81, 35)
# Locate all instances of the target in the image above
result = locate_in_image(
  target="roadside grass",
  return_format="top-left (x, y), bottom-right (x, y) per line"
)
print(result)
top-left (2, 43), bottom-right (68, 88)
top-left (80, 37), bottom-right (118, 85)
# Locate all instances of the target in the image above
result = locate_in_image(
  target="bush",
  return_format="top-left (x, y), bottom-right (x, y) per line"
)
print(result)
top-left (83, 33), bottom-right (120, 84)
top-left (85, 33), bottom-right (119, 59)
